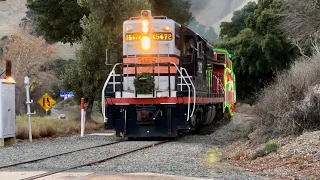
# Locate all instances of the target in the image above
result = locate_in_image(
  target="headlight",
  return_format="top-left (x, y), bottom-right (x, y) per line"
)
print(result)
top-left (141, 36), bottom-right (151, 50)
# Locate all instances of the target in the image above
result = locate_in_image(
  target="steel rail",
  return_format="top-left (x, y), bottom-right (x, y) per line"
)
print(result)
top-left (21, 140), bottom-right (170, 180)
top-left (0, 140), bottom-right (126, 169)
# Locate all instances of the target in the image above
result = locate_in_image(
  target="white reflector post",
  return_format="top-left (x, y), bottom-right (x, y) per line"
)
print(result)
top-left (24, 76), bottom-right (32, 142)
top-left (81, 98), bottom-right (85, 137)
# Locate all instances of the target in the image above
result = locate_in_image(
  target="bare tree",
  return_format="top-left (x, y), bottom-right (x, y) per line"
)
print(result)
top-left (281, 0), bottom-right (320, 56)
top-left (0, 26), bottom-right (56, 114)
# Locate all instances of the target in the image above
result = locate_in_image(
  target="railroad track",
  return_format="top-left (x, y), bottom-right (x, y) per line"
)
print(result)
top-left (0, 140), bottom-right (126, 170)
top-left (1, 140), bottom-right (170, 180)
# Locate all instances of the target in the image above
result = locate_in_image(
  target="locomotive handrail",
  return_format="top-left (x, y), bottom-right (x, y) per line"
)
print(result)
top-left (212, 73), bottom-right (226, 113)
top-left (102, 62), bottom-right (192, 122)
top-left (167, 62), bottom-right (191, 121)
top-left (212, 73), bottom-right (225, 94)
top-left (180, 67), bottom-right (196, 118)
top-left (102, 63), bottom-right (122, 123)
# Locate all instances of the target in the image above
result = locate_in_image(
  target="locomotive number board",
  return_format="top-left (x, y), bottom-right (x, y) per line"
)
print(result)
top-left (152, 32), bottom-right (173, 41)
top-left (125, 33), bottom-right (173, 41)
top-left (125, 33), bottom-right (142, 41)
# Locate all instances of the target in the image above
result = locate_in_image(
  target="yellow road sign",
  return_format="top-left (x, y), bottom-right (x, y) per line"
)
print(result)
top-left (38, 93), bottom-right (56, 111)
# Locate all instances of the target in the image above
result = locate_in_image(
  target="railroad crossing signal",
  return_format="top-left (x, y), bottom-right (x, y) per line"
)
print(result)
top-left (38, 93), bottom-right (56, 111)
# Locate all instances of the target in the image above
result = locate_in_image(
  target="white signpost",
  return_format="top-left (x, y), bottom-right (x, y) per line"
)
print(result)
top-left (24, 76), bottom-right (36, 142)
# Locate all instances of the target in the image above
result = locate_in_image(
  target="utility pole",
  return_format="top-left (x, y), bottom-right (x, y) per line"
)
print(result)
top-left (24, 76), bottom-right (35, 142)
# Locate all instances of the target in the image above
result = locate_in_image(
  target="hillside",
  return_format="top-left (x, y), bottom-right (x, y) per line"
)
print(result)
top-left (0, 0), bottom-right (79, 60)
top-left (0, 0), bottom-right (26, 37)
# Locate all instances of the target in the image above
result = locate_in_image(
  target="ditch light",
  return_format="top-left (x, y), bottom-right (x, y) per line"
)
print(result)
top-left (141, 36), bottom-right (151, 50)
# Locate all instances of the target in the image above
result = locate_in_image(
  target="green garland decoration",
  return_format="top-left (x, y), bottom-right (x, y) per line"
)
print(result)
top-left (134, 72), bottom-right (155, 94)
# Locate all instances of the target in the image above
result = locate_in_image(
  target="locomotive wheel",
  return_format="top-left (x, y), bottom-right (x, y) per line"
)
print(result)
top-left (215, 105), bottom-right (224, 121)
top-left (189, 108), bottom-right (202, 134)
top-left (201, 108), bottom-right (208, 126)
top-left (191, 116), bottom-right (202, 134)
top-left (190, 114), bottom-right (197, 127)
top-left (192, 118), bottom-right (202, 134)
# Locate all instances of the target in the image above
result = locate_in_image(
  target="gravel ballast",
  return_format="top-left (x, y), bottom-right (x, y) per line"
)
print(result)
top-left (0, 133), bottom-right (268, 179)
top-left (0, 135), bottom-right (120, 167)
top-left (79, 135), bottom-right (266, 180)
top-left (14, 140), bottom-right (160, 170)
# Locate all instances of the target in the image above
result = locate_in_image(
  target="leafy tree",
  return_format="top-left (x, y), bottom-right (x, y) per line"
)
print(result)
top-left (216, 0), bottom-right (298, 101)
top-left (20, 10), bottom-right (49, 42)
top-left (26, 0), bottom-right (89, 45)
top-left (53, 59), bottom-right (75, 78)
top-left (220, 2), bottom-right (257, 39)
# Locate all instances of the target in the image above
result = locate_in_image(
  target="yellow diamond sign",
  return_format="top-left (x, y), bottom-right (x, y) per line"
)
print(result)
top-left (38, 93), bottom-right (56, 111)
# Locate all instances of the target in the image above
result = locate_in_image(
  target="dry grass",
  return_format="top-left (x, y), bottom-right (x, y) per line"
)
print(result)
top-left (254, 54), bottom-right (320, 139)
top-left (16, 116), bottom-right (103, 140)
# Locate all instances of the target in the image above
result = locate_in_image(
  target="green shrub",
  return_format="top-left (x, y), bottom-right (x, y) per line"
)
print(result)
top-left (265, 141), bottom-right (278, 149)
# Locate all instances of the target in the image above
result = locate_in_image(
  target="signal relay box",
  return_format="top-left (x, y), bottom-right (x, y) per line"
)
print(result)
top-left (0, 79), bottom-right (15, 138)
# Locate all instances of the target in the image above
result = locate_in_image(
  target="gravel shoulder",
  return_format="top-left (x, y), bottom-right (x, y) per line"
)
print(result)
top-left (217, 104), bottom-right (320, 180)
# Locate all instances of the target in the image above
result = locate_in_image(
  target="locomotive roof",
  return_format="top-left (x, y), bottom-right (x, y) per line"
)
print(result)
top-left (214, 48), bottom-right (232, 59)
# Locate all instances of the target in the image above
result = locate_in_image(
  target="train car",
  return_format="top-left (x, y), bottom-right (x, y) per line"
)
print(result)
top-left (101, 10), bottom-right (236, 138)
top-left (213, 48), bottom-right (236, 117)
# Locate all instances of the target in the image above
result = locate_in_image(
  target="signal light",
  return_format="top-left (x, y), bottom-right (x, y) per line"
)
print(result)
top-left (141, 36), bottom-right (151, 50)
top-left (5, 60), bottom-right (12, 77)
top-left (4, 76), bottom-right (14, 82)
top-left (142, 10), bottom-right (149, 18)
top-left (164, 26), bottom-right (170, 31)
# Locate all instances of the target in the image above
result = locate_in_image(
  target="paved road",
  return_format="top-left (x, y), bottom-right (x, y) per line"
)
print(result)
top-left (0, 171), bottom-right (212, 180)
top-left (50, 108), bottom-right (62, 118)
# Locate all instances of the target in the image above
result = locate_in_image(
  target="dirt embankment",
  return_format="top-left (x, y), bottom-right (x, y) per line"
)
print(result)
top-left (213, 103), bottom-right (320, 180)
